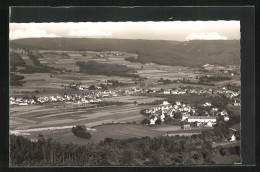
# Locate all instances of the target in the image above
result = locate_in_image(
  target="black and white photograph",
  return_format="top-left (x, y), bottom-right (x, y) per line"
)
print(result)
top-left (9, 17), bottom-right (243, 165)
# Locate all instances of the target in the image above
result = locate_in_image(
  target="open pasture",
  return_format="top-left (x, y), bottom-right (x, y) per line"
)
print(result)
top-left (137, 69), bottom-right (196, 80)
top-left (68, 53), bottom-right (83, 57)
top-left (20, 55), bottom-right (34, 66)
top-left (22, 123), bottom-right (202, 145)
top-left (41, 53), bottom-right (80, 71)
top-left (10, 103), bottom-right (154, 130)
top-left (10, 71), bottom-right (137, 97)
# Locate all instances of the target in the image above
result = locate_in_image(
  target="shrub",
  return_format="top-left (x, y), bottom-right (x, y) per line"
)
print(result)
top-left (71, 125), bottom-right (91, 139)
top-left (89, 85), bottom-right (96, 90)
top-left (141, 118), bottom-right (150, 125)
top-left (155, 118), bottom-right (162, 125)
top-left (174, 112), bottom-right (183, 119)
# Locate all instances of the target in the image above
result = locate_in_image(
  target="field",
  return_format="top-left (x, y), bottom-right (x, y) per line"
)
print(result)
top-left (20, 123), bottom-right (204, 145)
top-left (10, 103), bottom-right (156, 131)
top-left (20, 55), bottom-right (34, 66)
top-left (102, 95), bottom-right (164, 104)
top-left (10, 38), bottom-right (240, 66)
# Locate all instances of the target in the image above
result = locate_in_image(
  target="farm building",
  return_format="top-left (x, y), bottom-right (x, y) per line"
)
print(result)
top-left (187, 116), bottom-right (217, 126)
top-left (182, 124), bottom-right (191, 130)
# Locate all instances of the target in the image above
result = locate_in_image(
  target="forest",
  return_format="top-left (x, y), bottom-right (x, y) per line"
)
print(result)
top-left (76, 61), bottom-right (140, 78)
top-left (10, 52), bottom-right (25, 67)
top-left (10, 126), bottom-right (240, 166)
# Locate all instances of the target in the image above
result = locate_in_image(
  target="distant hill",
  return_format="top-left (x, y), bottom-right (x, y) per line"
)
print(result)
top-left (10, 38), bottom-right (240, 66)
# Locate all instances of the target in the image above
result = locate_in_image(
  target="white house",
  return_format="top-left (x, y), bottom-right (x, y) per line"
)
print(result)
top-left (30, 99), bottom-right (36, 104)
top-left (16, 98), bottom-right (23, 103)
top-left (220, 110), bottom-right (228, 116)
top-left (224, 116), bottom-right (230, 122)
top-left (181, 113), bottom-right (190, 121)
top-left (178, 90), bottom-right (186, 94)
top-left (234, 100), bottom-right (241, 106)
top-left (171, 90), bottom-right (179, 94)
top-left (163, 90), bottom-right (171, 94)
top-left (169, 109), bottom-right (175, 117)
top-left (230, 135), bottom-right (236, 141)
top-left (212, 108), bottom-right (219, 112)
top-left (150, 118), bottom-right (155, 125)
top-left (160, 113), bottom-right (165, 121)
top-left (173, 105), bottom-right (179, 109)
top-left (207, 121), bottom-right (213, 127)
top-left (176, 102), bottom-right (181, 106)
top-left (203, 102), bottom-right (212, 107)
top-left (10, 101), bottom-right (17, 105)
top-left (19, 102), bottom-right (28, 106)
top-left (162, 101), bottom-right (170, 105)
top-left (38, 97), bottom-right (46, 103)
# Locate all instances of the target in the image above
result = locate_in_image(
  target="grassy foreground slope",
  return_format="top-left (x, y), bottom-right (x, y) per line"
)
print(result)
top-left (10, 38), bottom-right (240, 66)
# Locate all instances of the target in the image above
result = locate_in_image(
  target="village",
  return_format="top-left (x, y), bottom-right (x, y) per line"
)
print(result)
top-left (10, 82), bottom-right (240, 106)
top-left (141, 100), bottom-right (229, 127)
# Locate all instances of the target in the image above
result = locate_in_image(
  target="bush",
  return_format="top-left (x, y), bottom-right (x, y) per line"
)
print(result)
top-left (71, 125), bottom-right (91, 139)
top-left (155, 118), bottom-right (162, 125)
top-left (174, 112), bottom-right (183, 119)
top-left (141, 118), bottom-right (150, 125)
top-left (89, 85), bottom-right (96, 90)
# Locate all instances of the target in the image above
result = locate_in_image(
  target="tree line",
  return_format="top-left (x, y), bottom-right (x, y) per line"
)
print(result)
top-left (10, 129), bottom-right (240, 166)
top-left (76, 61), bottom-right (140, 78)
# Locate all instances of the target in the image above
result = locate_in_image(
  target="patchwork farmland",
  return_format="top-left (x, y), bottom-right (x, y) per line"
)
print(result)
top-left (9, 41), bottom-right (241, 165)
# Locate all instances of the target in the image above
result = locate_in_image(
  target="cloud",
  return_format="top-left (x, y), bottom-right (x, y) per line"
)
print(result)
top-left (68, 29), bottom-right (112, 37)
top-left (10, 28), bottom-right (59, 40)
top-left (186, 32), bottom-right (227, 40)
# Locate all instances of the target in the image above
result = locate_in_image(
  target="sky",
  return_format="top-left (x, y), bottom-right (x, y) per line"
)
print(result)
top-left (10, 21), bottom-right (240, 41)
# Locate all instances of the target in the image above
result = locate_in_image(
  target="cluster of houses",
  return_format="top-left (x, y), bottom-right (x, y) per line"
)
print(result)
top-left (9, 90), bottom-right (120, 106)
top-left (157, 87), bottom-right (239, 98)
top-left (124, 88), bottom-right (144, 95)
top-left (202, 64), bottom-right (240, 75)
top-left (145, 87), bottom-right (240, 105)
top-left (143, 101), bottom-right (230, 127)
top-left (69, 83), bottom-right (90, 90)
top-left (10, 97), bottom-right (36, 106)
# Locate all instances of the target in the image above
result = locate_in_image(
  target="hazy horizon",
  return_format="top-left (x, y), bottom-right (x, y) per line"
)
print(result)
top-left (10, 37), bottom-right (241, 42)
top-left (10, 21), bottom-right (240, 41)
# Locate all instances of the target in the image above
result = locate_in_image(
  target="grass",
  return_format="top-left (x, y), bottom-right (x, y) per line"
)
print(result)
top-left (10, 103), bottom-right (154, 130)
